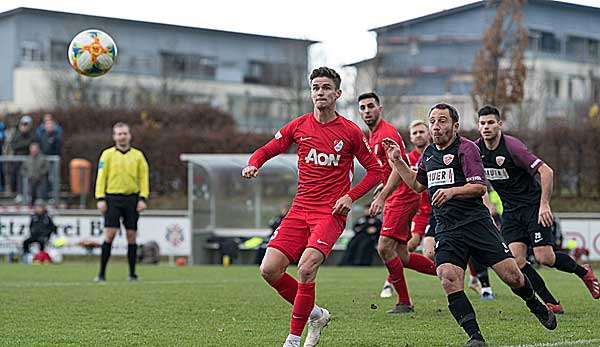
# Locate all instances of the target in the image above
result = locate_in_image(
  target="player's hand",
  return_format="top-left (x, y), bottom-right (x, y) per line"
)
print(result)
top-left (381, 138), bottom-right (401, 163)
top-left (241, 165), bottom-right (259, 179)
top-left (137, 200), bottom-right (147, 212)
top-left (538, 202), bottom-right (554, 228)
top-left (431, 188), bottom-right (455, 207)
top-left (369, 196), bottom-right (385, 216)
top-left (407, 233), bottom-right (421, 252)
top-left (332, 194), bottom-right (353, 216)
top-left (97, 200), bottom-right (107, 214)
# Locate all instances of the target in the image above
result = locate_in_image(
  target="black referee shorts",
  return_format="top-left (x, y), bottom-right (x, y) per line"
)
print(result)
top-left (104, 194), bottom-right (140, 230)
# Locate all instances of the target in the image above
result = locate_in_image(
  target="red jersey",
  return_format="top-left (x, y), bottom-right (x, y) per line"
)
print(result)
top-left (408, 148), bottom-right (432, 217)
top-left (369, 119), bottom-right (418, 204)
top-left (249, 113), bottom-right (382, 210)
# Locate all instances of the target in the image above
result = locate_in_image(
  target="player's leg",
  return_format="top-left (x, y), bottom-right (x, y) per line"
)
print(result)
top-left (260, 247), bottom-right (295, 303)
top-left (378, 235), bottom-right (412, 312)
top-left (470, 219), bottom-right (556, 330)
top-left (436, 233), bottom-right (486, 346)
top-left (466, 260), bottom-right (483, 297)
top-left (124, 196), bottom-right (140, 281)
top-left (97, 227), bottom-right (118, 282)
top-left (398, 242), bottom-right (436, 276)
top-left (510, 241), bottom-right (561, 312)
top-left (529, 217), bottom-right (600, 299)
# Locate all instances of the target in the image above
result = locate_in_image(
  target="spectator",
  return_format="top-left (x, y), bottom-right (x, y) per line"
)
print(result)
top-left (339, 205), bottom-right (382, 266)
top-left (9, 115), bottom-right (34, 198)
top-left (22, 200), bottom-right (57, 257)
top-left (36, 113), bottom-right (63, 139)
top-left (36, 115), bottom-right (63, 156)
top-left (20, 142), bottom-right (49, 206)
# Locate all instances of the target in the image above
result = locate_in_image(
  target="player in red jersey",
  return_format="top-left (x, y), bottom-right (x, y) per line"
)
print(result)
top-left (358, 92), bottom-right (436, 314)
top-left (243, 68), bottom-right (382, 347)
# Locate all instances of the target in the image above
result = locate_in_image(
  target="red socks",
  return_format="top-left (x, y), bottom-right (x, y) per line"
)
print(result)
top-left (290, 282), bottom-right (315, 336)
top-left (407, 253), bottom-right (437, 276)
top-left (270, 273), bottom-right (299, 305)
top-left (385, 257), bottom-right (411, 305)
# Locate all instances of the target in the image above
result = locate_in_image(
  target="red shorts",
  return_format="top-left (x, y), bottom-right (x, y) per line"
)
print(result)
top-left (381, 199), bottom-right (419, 243)
top-left (267, 206), bottom-right (346, 263)
top-left (411, 209), bottom-right (431, 237)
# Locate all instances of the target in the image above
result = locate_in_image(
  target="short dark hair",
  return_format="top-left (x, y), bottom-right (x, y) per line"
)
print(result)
top-left (358, 92), bottom-right (380, 104)
top-left (429, 103), bottom-right (460, 123)
top-left (309, 67), bottom-right (341, 90)
top-left (113, 122), bottom-right (130, 131)
top-left (477, 105), bottom-right (501, 120)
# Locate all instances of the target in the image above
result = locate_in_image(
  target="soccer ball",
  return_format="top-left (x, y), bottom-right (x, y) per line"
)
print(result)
top-left (68, 29), bottom-right (117, 77)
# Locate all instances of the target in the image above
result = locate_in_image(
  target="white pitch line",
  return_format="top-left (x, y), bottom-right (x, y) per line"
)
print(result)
top-left (501, 338), bottom-right (600, 347)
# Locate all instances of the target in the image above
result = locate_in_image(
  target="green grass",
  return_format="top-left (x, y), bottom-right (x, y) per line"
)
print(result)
top-left (0, 263), bottom-right (599, 346)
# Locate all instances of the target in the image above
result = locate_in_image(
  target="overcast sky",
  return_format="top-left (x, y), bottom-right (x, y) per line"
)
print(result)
top-left (2, 0), bottom-right (600, 69)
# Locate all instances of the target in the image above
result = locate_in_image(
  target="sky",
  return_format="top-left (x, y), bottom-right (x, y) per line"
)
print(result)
top-left (2, 0), bottom-right (599, 69)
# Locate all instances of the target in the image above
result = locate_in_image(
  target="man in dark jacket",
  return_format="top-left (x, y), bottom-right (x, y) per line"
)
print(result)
top-left (10, 115), bottom-right (34, 198)
top-left (22, 201), bottom-right (57, 255)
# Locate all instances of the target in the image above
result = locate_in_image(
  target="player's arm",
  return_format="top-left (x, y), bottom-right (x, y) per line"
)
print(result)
top-left (243, 124), bottom-right (295, 179)
top-left (334, 132), bottom-right (383, 216)
top-left (381, 138), bottom-right (426, 193)
top-left (507, 136), bottom-right (554, 227)
top-left (137, 153), bottom-right (150, 212)
top-left (369, 170), bottom-right (401, 216)
top-left (537, 163), bottom-right (554, 227)
top-left (95, 151), bottom-right (109, 213)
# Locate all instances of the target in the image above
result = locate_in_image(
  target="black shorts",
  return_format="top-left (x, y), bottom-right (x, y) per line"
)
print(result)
top-left (104, 194), bottom-right (140, 230)
top-left (501, 206), bottom-right (554, 247)
top-left (424, 213), bottom-right (437, 238)
top-left (435, 218), bottom-right (513, 269)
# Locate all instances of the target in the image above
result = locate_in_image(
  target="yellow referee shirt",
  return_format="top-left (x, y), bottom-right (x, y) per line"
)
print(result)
top-left (95, 146), bottom-right (150, 200)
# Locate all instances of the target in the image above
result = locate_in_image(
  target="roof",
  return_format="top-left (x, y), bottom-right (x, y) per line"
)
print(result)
top-left (0, 7), bottom-right (318, 44)
top-left (370, 0), bottom-right (600, 33)
top-left (343, 57), bottom-right (376, 68)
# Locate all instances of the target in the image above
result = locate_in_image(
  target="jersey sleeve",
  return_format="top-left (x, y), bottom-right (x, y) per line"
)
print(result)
top-left (416, 157), bottom-right (428, 187)
top-left (138, 152), bottom-right (150, 199)
top-left (248, 119), bottom-right (296, 168)
top-left (95, 150), bottom-right (109, 199)
top-left (459, 140), bottom-right (486, 185)
top-left (346, 129), bottom-right (382, 202)
top-left (504, 136), bottom-right (544, 176)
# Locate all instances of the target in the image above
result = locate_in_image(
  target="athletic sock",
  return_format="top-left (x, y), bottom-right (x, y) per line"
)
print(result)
top-left (447, 291), bottom-right (484, 341)
top-left (384, 257), bottom-right (411, 305)
top-left (511, 276), bottom-right (544, 311)
top-left (127, 243), bottom-right (137, 277)
top-left (552, 252), bottom-right (588, 278)
top-left (476, 269), bottom-right (491, 288)
top-left (407, 253), bottom-right (437, 276)
top-left (521, 263), bottom-right (558, 304)
top-left (271, 273), bottom-right (298, 305)
top-left (309, 306), bottom-right (323, 320)
top-left (290, 282), bottom-right (315, 336)
top-left (98, 241), bottom-right (112, 278)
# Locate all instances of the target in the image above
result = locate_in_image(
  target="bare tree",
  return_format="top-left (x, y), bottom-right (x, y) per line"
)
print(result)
top-left (471, 0), bottom-right (528, 119)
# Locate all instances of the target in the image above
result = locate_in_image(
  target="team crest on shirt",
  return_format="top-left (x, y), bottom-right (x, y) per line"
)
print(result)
top-left (334, 140), bottom-right (344, 152)
top-left (496, 156), bottom-right (505, 166)
top-left (443, 154), bottom-right (454, 166)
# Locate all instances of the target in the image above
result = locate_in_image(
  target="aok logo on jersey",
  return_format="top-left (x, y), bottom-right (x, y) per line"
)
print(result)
top-left (305, 148), bottom-right (341, 166)
top-left (484, 167), bottom-right (509, 180)
top-left (427, 168), bottom-right (455, 187)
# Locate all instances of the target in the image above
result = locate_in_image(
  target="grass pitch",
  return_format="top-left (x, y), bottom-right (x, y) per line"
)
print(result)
top-left (1, 262), bottom-right (599, 346)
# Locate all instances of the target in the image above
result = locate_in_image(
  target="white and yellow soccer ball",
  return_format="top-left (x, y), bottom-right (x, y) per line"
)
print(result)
top-left (68, 29), bottom-right (117, 77)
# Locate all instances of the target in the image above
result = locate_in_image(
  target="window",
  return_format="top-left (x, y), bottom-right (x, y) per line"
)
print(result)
top-left (568, 76), bottom-right (586, 100)
top-left (540, 32), bottom-right (560, 53)
top-left (566, 36), bottom-right (586, 59)
top-left (546, 77), bottom-right (561, 98)
top-left (528, 30), bottom-right (560, 53)
top-left (160, 52), bottom-right (216, 79)
top-left (21, 41), bottom-right (43, 61)
top-left (50, 41), bottom-right (69, 64)
top-left (243, 60), bottom-right (297, 87)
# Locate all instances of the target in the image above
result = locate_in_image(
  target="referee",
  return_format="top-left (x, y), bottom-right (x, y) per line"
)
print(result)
top-left (95, 122), bottom-right (149, 282)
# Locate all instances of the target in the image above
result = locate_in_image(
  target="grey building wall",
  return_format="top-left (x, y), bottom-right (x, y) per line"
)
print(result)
top-left (0, 16), bottom-right (16, 101)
